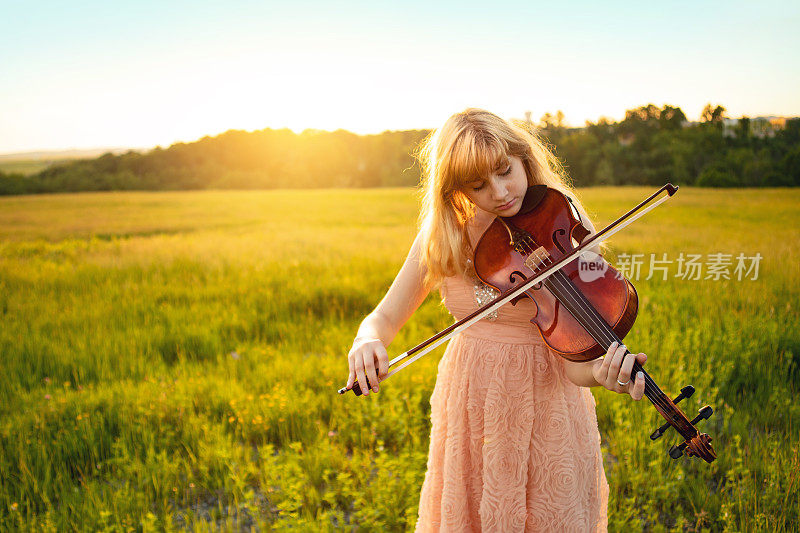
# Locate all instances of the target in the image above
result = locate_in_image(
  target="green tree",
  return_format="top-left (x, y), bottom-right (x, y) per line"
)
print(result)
top-left (619, 104), bottom-right (660, 138)
top-left (697, 162), bottom-right (739, 187)
top-left (658, 105), bottom-right (687, 130)
top-left (701, 103), bottom-right (726, 124)
top-left (538, 110), bottom-right (566, 133)
top-left (738, 116), bottom-right (751, 139)
top-left (782, 145), bottom-right (800, 186)
top-left (585, 117), bottom-right (615, 143)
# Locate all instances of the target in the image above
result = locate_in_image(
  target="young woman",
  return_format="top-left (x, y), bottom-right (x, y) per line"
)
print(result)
top-left (344, 108), bottom-right (647, 532)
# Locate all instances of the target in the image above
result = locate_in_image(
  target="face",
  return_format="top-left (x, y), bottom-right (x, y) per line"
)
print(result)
top-left (461, 156), bottom-right (528, 217)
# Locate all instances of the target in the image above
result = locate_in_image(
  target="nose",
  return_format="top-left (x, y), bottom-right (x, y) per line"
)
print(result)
top-left (489, 178), bottom-right (508, 200)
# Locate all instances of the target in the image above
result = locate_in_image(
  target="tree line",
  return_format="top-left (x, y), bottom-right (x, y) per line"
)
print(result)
top-left (1, 103), bottom-right (798, 195)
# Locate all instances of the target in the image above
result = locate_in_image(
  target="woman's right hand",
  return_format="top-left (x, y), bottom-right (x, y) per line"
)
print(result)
top-left (346, 337), bottom-right (389, 395)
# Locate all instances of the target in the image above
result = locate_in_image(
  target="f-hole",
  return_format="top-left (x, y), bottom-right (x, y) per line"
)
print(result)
top-left (552, 229), bottom-right (569, 255)
top-left (509, 270), bottom-right (528, 284)
top-left (510, 270), bottom-right (542, 290)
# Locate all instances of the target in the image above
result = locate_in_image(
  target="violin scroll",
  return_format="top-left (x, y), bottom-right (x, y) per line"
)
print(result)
top-left (646, 379), bottom-right (715, 462)
top-left (666, 405), bottom-right (716, 462)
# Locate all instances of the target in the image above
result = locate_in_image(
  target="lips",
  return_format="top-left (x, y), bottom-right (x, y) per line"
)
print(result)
top-left (497, 198), bottom-right (516, 211)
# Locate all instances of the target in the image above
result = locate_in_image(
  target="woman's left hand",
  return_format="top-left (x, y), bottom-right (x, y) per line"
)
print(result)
top-left (591, 340), bottom-right (647, 400)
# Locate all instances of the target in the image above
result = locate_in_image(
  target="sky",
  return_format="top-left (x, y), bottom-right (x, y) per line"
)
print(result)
top-left (1, 0), bottom-right (798, 154)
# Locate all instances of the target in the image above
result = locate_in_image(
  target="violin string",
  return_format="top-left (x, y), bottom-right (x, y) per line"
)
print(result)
top-left (483, 232), bottom-right (675, 418)
top-left (517, 238), bottom-right (623, 354)
top-left (544, 264), bottom-right (668, 407)
top-left (548, 265), bottom-right (664, 400)
top-left (522, 239), bottom-right (614, 349)
top-left (544, 260), bottom-right (657, 387)
top-left (536, 251), bottom-right (671, 413)
top-left (516, 238), bottom-right (622, 355)
top-left (540, 262), bottom-right (669, 411)
top-left (515, 237), bottom-right (670, 411)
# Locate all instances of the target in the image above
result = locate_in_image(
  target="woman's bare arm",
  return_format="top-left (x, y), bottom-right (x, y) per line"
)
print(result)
top-left (563, 342), bottom-right (646, 400)
top-left (346, 231), bottom-right (430, 395)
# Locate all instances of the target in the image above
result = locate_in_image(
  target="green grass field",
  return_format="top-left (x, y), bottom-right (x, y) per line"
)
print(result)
top-left (0, 187), bottom-right (798, 531)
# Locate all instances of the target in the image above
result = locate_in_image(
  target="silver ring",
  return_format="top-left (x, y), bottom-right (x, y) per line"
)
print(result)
top-left (617, 378), bottom-right (630, 387)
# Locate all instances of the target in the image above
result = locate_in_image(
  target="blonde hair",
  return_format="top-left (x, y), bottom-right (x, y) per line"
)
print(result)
top-left (415, 108), bottom-right (589, 288)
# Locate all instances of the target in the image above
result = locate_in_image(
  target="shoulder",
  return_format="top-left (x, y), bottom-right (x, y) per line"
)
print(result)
top-left (466, 208), bottom-right (496, 246)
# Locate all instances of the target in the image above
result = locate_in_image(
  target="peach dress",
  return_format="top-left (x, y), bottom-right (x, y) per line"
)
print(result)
top-left (415, 209), bottom-right (609, 532)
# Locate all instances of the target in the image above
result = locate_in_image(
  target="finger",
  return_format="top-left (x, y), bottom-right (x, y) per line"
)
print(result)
top-left (617, 350), bottom-right (636, 390)
top-left (604, 341), bottom-right (619, 360)
top-left (376, 345), bottom-right (389, 381)
top-left (636, 352), bottom-right (647, 365)
top-left (630, 371), bottom-right (645, 401)
top-left (355, 354), bottom-right (369, 396)
top-left (346, 354), bottom-right (355, 389)
top-left (596, 341), bottom-right (617, 383)
top-left (364, 353), bottom-right (379, 393)
top-left (607, 345), bottom-right (627, 389)
top-left (614, 342), bottom-right (628, 359)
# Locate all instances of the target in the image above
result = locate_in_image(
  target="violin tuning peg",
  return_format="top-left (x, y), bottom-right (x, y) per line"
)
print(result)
top-left (673, 385), bottom-right (695, 404)
top-left (665, 406), bottom-right (713, 459)
top-left (650, 425), bottom-right (667, 441)
top-left (669, 442), bottom-right (687, 459)
top-left (690, 405), bottom-right (713, 425)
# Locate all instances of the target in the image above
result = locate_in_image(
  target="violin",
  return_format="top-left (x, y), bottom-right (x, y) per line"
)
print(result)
top-left (473, 185), bottom-right (716, 463)
top-left (339, 184), bottom-right (717, 464)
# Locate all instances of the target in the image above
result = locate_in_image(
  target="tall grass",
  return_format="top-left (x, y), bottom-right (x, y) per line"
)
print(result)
top-left (0, 187), bottom-right (797, 531)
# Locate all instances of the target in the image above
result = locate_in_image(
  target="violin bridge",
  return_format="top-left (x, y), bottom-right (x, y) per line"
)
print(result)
top-left (524, 246), bottom-right (550, 271)
top-left (502, 221), bottom-right (550, 272)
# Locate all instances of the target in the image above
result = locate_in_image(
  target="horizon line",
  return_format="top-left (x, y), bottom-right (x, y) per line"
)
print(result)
top-left (2, 112), bottom-right (797, 159)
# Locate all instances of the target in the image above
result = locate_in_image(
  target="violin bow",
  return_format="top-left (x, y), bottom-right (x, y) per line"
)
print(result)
top-left (339, 183), bottom-right (718, 463)
top-left (339, 183), bottom-right (678, 395)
